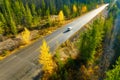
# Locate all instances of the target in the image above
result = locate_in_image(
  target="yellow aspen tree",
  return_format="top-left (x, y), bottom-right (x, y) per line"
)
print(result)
top-left (21, 27), bottom-right (30, 44)
top-left (96, 5), bottom-right (99, 8)
top-left (73, 5), bottom-right (77, 13)
top-left (81, 5), bottom-right (87, 13)
top-left (58, 10), bottom-right (64, 22)
top-left (39, 40), bottom-right (55, 79)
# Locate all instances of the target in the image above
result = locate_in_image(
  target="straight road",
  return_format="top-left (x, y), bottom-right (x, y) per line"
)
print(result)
top-left (0, 4), bottom-right (109, 80)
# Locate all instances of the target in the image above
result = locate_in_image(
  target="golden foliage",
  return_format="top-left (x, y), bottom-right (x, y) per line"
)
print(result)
top-left (96, 5), bottom-right (99, 8)
top-left (58, 10), bottom-right (64, 22)
top-left (39, 40), bottom-right (55, 78)
top-left (21, 27), bottom-right (30, 44)
top-left (73, 5), bottom-right (77, 13)
top-left (81, 5), bottom-right (87, 13)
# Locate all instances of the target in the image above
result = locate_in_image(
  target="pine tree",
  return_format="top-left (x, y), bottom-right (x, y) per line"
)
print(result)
top-left (25, 3), bottom-right (33, 27)
top-left (3, 0), bottom-right (17, 35)
top-left (46, 8), bottom-right (51, 26)
top-left (19, 0), bottom-right (26, 24)
top-left (19, 0), bottom-right (26, 16)
top-left (41, 0), bottom-right (46, 16)
top-left (0, 22), bottom-right (4, 34)
top-left (0, 12), bottom-right (6, 24)
top-left (31, 3), bottom-right (40, 26)
top-left (50, 0), bottom-right (56, 14)
top-left (10, 18), bottom-right (17, 35)
top-left (31, 3), bottom-right (37, 16)
top-left (63, 5), bottom-right (70, 18)
top-left (13, 1), bottom-right (22, 25)
top-left (37, 8), bottom-right (42, 17)
top-left (0, 12), bottom-right (6, 34)
top-left (105, 57), bottom-right (120, 80)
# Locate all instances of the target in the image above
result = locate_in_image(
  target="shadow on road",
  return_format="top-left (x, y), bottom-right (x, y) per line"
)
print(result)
top-left (63, 30), bottom-right (69, 33)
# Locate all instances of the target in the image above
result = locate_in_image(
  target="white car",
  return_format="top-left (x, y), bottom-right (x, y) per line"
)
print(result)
top-left (67, 27), bottom-right (72, 31)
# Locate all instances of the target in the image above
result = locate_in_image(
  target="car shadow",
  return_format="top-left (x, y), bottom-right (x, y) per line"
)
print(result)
top-left (63, 30), bottom-right (69, 33)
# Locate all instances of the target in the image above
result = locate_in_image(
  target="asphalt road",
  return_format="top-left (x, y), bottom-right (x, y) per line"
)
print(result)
top-left (0, 4), bottom-right (109, 80)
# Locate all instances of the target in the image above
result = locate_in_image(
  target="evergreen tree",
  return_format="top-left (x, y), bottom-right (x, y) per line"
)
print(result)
top-left (0, 12), bottom-right (6, 24)
top-left (63, 5), bottom-right (70, 19)
top-left (31, 3), bottom-right (37, 16)
top-left (37, 8), bottom-right (42, 17)
top-left (0, 13), bottom-right (5, 34)
top-left (25, 3), bottom-right (32, 27)
top-left (3, 0), bottom-right (17, 35)
top-left (0, 12), bottom-right (6, 34)
top-left (19, 0), bottom-right (26, 25)
top-left (13, 0), bottom-right (23, 25)
top-left (0, 22), bottom-right (4, 34)
top-left (41, 0), bottom-right (46, 16)
top-left (105, 57), bottom-right (120, 80)
top-left (31, 3), bottom-right (40, 26)
top-left (50, 0), bottom-right (56, 14)
top-left (46, 8), bottom-right (51, 26)
top-left (10, 18), bottom-right (17, 35)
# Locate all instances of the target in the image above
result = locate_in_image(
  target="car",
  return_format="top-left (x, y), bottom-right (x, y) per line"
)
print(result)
top-left (67, 27), bottom-right (72, 31)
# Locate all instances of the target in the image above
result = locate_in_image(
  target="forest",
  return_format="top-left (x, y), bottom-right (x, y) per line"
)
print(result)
top-left (0, 0), bottom-right (120, 80)
top-left (0, 0), bottom-right (105, 35)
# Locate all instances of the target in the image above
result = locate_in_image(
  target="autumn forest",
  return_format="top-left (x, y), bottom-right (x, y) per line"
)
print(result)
top-left (0, 0), bottom-right (120, 80)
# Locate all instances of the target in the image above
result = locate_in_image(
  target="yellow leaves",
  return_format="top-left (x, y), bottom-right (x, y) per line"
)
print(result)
top-left (39, 40), bottom-right (55, 75)
top-left (58, 10), bottom-right (64, 22)
top-left (21, 27), bottom-right (30, 44)
top-left (96, 5), bottom-right (99, 8)
top-left (81, 5), bottom-right (87, 13)
top-left (73, 5), bottom-right (77, 13)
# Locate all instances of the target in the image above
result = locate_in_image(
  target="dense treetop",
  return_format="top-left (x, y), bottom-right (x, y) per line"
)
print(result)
top-left (0, 0), bottom-right (106, 35)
